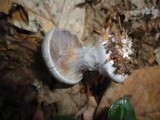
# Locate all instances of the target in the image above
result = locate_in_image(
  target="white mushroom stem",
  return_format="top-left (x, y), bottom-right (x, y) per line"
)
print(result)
top-left (69, 40), bottom-right (127, 83)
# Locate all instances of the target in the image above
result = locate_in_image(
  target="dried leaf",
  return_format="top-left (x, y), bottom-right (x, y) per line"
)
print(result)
top-left (96, 66), bottom-right (160, 120)
top-left (33, 106), bottom-right (45, 120)
top-left (83, 96), bottom-right (97, 120)
top-left (154, 47), bottom-right (160, 65)
top-left (0, 0), bottom-right (11, 14)
top-left (8, 4), bottom-right (41, 32)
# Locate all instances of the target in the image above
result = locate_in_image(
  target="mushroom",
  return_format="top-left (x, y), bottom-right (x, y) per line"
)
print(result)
top-left (42, 28), bottom-right (133, 85)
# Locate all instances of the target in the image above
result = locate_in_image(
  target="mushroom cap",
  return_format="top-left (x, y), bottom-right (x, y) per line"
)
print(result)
top-left (42, 28), bottom-right (83, 85)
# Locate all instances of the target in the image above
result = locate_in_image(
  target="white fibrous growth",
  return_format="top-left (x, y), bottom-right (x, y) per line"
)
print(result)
top-left (97, 34), bottom-right (134, 82)
top-left (117, 36), bottom-right (133, 59)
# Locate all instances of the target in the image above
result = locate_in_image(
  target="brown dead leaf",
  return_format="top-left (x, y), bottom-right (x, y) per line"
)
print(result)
top-left (96, 66), bottom-right (160, 120)
top-left (0, 32), bottom-right (42, 72)
top-left (148, 53), bottom-right (156, 64)
top-left (7, 4), bottom-right (41, 32)
top-left (147, 18), bottom-right (160, 33)
top-left (0, 0), bottom-right (11, 14)
top-left (83, 96), bottom-right (97, 120)
top-left (8, 4), bottom-right (29, 25)
top-left (27, 11), bottom-right (54, 33)
top-left (33, 105), bottom-right (45, 120)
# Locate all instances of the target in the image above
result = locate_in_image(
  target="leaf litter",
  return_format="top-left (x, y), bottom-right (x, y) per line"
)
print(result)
top-left (0, 0), bottom-right (160, 120)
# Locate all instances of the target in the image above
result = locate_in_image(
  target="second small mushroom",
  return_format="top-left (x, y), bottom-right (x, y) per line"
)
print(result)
top-left (42, 28), bottom-right (133, 85)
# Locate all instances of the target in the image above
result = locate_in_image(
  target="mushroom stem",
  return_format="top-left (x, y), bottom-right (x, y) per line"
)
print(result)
top-left (72, 47), bottom-right (99, 71)
top-left (72, 40), bottom-right (126, 83)
top-left (70, 40), bottom-right (106, 70)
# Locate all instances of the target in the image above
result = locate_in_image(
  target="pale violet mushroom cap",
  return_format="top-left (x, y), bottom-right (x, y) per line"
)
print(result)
top-left (42, 28), bottom-right (83, 85)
